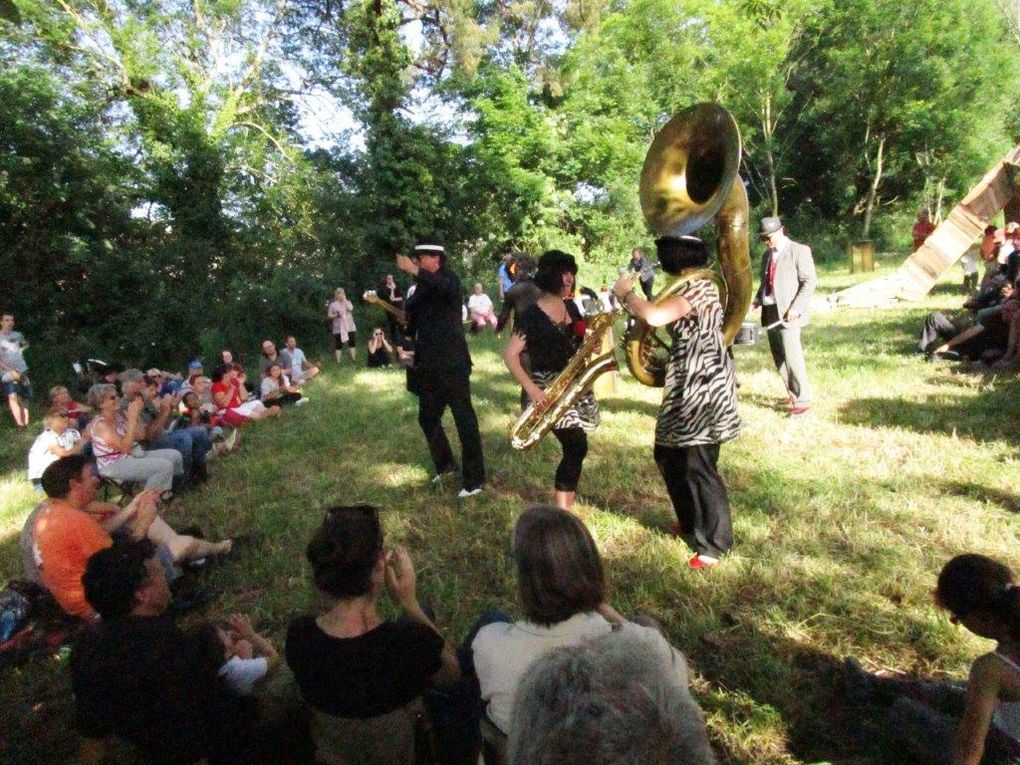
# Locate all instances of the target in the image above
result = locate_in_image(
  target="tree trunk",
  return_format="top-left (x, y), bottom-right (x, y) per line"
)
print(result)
top-left (762, 91), bottom-right (780, 216)
top-left (861, 135), bottom-right (885, 240)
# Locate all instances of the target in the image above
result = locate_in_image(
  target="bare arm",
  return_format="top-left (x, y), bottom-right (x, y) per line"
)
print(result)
top-left (935, 324), bottom-right (985, 353)
top-left (612, 274), bottom-right (691, 326)
top-left (385, 547), bottom-right (460, 684)
top-left (226, 615), bottom-right (281, 675)
top-left (503, 333), bottom-right (546, 407)
top-left (952, 655), bottom-right (1001, 765)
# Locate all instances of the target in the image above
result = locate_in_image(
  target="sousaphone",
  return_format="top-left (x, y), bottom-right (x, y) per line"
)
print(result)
top-left (625, 103), bottom-right (753, 386)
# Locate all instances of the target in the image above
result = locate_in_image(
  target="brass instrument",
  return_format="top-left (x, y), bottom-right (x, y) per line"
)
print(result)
top-left (510, 310), bottom-right (622, 451)
top-left (362, 290), bottom-right (406, 325)
top-left (625, 103), bottom-right (752, 387)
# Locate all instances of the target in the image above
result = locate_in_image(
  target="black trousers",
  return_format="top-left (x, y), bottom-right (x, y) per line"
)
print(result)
top-left (416, 369), bottom-right (486, 490)
top-left (917, 311), bottom-right (968, 353)
top-left (654, 442), bottom-right (733, 558)
top-left (552, 427), bottom-right (587, 492)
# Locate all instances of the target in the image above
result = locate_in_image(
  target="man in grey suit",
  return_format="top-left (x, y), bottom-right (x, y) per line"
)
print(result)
top-left (752, 216), bottom-right (817, 415)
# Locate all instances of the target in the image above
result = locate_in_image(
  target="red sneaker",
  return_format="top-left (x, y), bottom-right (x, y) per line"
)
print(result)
top-left (688, 554), bottom-right (719, 569)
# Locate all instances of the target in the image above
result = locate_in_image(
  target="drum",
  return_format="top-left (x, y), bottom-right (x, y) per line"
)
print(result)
top-left (734, 321), bottom-right (759, 345)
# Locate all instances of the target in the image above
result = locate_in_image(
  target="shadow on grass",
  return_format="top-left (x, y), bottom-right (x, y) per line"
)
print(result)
top-left (942, 480), bottom-right (1020, 515)
top-left (837, 386), bottom-right (1020, 443)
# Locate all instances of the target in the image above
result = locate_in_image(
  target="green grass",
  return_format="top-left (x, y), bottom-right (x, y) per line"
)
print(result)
top-left (1, 255), bottom-right (1018, 764)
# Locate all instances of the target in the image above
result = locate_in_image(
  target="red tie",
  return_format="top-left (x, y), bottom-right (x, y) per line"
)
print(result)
top-left (765, 254), bottom-right (778, 298)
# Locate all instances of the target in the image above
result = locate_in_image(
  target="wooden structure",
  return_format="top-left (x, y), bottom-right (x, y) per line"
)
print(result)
top-left (828, 147), bottom-right (1020, 308)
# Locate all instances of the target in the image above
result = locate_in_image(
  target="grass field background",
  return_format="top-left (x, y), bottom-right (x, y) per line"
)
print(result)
top-left (1, 256), bottom-right (1018, 764)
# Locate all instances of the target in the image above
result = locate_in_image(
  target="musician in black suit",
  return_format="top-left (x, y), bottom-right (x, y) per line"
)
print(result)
top-left (396, 237), bottom-right (486, 498)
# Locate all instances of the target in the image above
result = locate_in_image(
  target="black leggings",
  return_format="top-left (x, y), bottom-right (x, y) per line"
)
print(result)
top-left (552, 427), bottom-right (587, 492)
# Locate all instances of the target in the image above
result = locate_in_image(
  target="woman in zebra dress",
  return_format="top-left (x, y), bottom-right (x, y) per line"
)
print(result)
top-left (613, 236), bottom-right (740, 568)
top-left (504, 250), bottom-right (598, 516)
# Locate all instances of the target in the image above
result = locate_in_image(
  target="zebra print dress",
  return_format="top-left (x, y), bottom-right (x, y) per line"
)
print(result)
top-left (655, 279), bottom-right (741, 448)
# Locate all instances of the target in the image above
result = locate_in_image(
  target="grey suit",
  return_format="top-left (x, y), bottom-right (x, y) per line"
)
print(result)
top-left (753, 238), bottom-right (816, 407)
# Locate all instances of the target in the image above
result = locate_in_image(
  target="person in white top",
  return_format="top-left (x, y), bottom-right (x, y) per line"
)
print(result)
top-left (845, 554), bottom-right (1020, 765)
top-left (27, 412), bottom-right (83, 489)
top-left (283, 335), bottom-right (321, 383)
top-left (471, 505), bottom-right (696, 735)
top-left (467, 283), bottom-right (499, 334)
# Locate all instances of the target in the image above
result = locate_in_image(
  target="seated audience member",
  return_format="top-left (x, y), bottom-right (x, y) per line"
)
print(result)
top-left (179, 391), bottom-right (236, 454)
top-left (286, 505), bottom-right (459, 764)
top-left (260, 363), bottom-right (307, 407)
top-left (87, 384), bottom-right (183, 494)
top-left (25, 455), bottom-right (231, 618)
top-left (283, 335), bottom-right (321, 383)
top-left (27, 412), bottom-right (83, 490)
top-left (221, 348), bottom-right (238, 368)
top-left (467, 283), bottom-right (499, 334)
top-left (191, 614), bottom-right (281, 697)
top-left (147, 367), bottom-right (183, 397)
top-left (258, 340), bottom-right (287, 380)
top-left (845, 554), bottom-right (1020, 765)
top-left (508, 632), bottom-right (716, 765)
top-left (930, 282), bottom-right (1016, 362)
top-left (49, 385), bottom-right (91, 430)
top-left (366, 328), bottom-right (393, 368)
top-left (472, 505), bottom-right (693, 736)
top-left (211, 364), bottom-right (280, 426)
top-left (120, 368), bottom-right (213, 485)
top-left (185, 359), bottom-right (202, 383)
top-left (71, 539), bottom-right (254, 764)
top-left (981, 225), bottom-right (1000, 289)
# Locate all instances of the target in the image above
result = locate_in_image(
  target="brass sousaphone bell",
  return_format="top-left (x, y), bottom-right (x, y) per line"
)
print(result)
top-left (625, 103), bottom-right (753, 386)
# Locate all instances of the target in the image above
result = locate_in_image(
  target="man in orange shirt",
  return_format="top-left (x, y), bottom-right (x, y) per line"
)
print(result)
top-left (28, 455), bottom-right (233, 618)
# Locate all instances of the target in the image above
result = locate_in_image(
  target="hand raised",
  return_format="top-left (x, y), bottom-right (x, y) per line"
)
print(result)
top-left (384, 546), bottom-right (418, 607)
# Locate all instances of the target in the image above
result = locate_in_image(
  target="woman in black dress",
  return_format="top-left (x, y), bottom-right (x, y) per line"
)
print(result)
top-left (285, 506), bottom-right (460, 762)
top-left (503, 250), bottom-right (598, 516)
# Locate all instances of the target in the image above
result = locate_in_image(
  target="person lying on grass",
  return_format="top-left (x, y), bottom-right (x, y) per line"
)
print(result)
top-left (846, 553), bottom-right (1020, 765)
top-left (23, 455), bottom-right (232, 619)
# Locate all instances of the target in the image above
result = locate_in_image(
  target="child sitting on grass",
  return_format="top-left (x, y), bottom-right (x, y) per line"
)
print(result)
top-left (27, 412), bottom-right (83, 490)
top-left (192, 614), bottom-right (281, 697)
top-left (846, 553), bottom-right (1020, 764)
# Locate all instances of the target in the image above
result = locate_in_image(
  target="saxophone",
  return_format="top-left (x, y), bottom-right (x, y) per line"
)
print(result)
top-left (509, 310), bottom-right (622, 451)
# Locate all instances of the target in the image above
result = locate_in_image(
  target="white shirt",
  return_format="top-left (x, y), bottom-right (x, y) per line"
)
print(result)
top-left (288, 347), bottom-right (308, 378)
top-left (471, 611), bottom-right (689, 733)
top-left (218, 655), bottom-right (269, 696)
top-left (467, 293), bottom-right (494, 314)
top-left (28, 428), bottom-right (82, 480)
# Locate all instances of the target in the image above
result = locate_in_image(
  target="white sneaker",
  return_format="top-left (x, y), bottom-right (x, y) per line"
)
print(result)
top-left (457, 487), bottom-right (483, 499)
top-left (295, 397), bottom-right (309, 406)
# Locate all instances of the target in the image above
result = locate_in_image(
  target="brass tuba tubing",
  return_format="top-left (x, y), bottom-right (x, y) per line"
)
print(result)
top-left (625, 103), bottom-right (752, 387)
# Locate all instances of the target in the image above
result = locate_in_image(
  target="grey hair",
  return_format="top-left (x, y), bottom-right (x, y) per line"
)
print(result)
top-left (508, 632), bottom-right (716, 765)
top-left (87, 383), bottom-right (118, 410)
